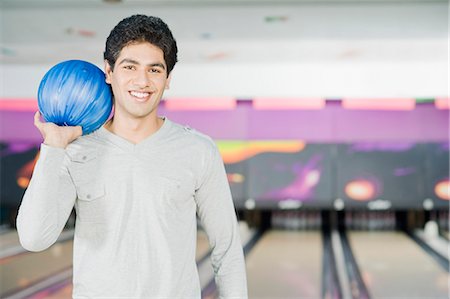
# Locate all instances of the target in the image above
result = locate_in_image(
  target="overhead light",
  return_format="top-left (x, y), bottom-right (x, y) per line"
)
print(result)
top-left (0, 98), bottom-right (38, 111)
top-left (342, 98), bottom-right (416, 110)
top-left (253, 98), bottom-right (325, 110)
top-left (435, 97), bottom-right (449, 110)
top-left (163, 97), bottom-right (236, 110)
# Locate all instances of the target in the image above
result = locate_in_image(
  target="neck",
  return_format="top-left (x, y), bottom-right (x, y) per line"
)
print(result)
top-left (104, 113), bottom-right (164, 144)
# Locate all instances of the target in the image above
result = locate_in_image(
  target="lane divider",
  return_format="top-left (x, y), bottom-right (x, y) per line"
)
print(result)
top-left (331, 230), bottom-right (352, 299)
top-left (339, 230), bottom-right (371, 299)
top-left (321, 227), bottom-right (342, 299)
top-left (408, 230), bottom-right (450, 273)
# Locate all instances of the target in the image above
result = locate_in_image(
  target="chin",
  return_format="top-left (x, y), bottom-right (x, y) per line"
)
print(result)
top-left (134, 110), bottom-right (155, 119)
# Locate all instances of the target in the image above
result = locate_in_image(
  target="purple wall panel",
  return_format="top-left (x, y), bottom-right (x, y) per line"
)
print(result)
top-left (0, 103), bottom-right (448, 143)
top-left (335, 104), bottom-right (448, 142)
top-left (335, 109), bottom-right (421, 142)
top-left (417, 105), bottom-right (449, 141)
top-left (0, 111), bottom-right (41, 142)
top-left (162, 103), bottom-right (448, 142)
top-left (247, 109), bottom-right (335, 141)
top-left (159, 105), bottom-right (249, 140)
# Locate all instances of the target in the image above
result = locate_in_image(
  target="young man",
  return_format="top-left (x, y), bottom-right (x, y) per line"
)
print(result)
top-left (17, 15), bottom-right (248, 298)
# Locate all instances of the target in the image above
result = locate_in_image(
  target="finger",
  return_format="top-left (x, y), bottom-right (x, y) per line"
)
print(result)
top-left (65, 126), bottom-right (83, 144)
top-left (74, 126), bottom-right (83, 138)
top-left (34, 111), bottom-right (42, 129)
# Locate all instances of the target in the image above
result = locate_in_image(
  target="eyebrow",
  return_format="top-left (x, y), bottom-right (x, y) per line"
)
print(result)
top-left (118, 58), bottom-right (166, 70)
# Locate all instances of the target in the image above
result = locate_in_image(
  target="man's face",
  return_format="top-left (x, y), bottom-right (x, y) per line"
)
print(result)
top-left (105, 42), bottom-right (171, 121)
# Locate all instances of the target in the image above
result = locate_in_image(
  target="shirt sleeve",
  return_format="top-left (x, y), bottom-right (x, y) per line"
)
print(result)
top-left (195, 142), bottom-right (248, 299)
top-left (16, 143), bottom-right (77, 252)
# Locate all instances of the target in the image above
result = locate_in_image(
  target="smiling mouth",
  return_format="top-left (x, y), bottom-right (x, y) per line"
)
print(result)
top-left (129, 91), bottom-right (151, 102)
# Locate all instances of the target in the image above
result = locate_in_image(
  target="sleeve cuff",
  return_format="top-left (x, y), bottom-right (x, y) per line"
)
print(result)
top-left (38, 143), bottom-right (67, 164)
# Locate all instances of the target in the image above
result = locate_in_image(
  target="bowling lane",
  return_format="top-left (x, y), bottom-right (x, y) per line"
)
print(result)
top-left (348, 231), bottom-right (449, 298)
top-left (196, 229), bottom-right (211, 261)
top-left (246, 230), bottom-right (322, 298)
top-left (0, 239), bottom-right (73, 296)
top-left (443, 230), bottom-right (450, 241)
top-left (0, 230), bottom-right (21, 251)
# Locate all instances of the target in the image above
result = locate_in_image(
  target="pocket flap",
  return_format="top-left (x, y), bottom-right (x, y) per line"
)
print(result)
top-left (77, 182), bottom-right (105, 201)
top-left (69, 150), bottom-right (97, 163)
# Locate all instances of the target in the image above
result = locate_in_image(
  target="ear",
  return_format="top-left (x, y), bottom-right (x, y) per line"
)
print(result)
top-left (165, 73), bottom-right (172, 90)
top-left (104, 60), bottom-right (113, 84)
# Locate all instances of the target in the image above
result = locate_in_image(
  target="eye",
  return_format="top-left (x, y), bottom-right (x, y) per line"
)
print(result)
top-left (149, 68), bottom-right (162, 73)
top-left (123, 65), bottom-right (135, 70)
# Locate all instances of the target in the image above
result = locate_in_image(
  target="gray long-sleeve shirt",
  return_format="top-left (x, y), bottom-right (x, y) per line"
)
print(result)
top-left (16, 118), bottom-right (248, 299)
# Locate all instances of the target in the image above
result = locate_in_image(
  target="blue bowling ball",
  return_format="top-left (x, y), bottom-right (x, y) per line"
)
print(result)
top-left (38, 60), bottom-right (113, 135)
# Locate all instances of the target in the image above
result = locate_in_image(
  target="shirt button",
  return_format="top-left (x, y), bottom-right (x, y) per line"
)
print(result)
top-left (82, 156), bottom-right (87, 160)
top-left (86, 194), bottom-right (91, 199)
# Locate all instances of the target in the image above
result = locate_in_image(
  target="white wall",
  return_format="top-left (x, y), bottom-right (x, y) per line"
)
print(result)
top-left (1, 1), bottom-right (448, 99)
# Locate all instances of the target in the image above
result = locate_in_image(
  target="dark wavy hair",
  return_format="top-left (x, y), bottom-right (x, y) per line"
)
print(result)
top-left (104, 15), bottom-right (178, 77)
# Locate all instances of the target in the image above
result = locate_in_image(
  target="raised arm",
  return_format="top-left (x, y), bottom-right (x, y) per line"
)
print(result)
top-left (16, 111), bottom-right (81, 251)
top-left (195, 142), bottom-right (248, 299)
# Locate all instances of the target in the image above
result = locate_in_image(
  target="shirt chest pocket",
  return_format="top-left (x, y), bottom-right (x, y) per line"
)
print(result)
top-left (69, 150), bottom-right (99, 182)
top-left (152, 175), bottom-right (195, 210)
top-left (69, 150), bottom-right (108, 223)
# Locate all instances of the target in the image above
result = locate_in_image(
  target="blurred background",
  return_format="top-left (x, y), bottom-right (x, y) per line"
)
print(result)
top-left (0, 0), bottom-right (448, 298)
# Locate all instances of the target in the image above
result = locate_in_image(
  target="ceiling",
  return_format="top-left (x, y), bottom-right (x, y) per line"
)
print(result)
top-left (0, 0), bottom-right (448, 98)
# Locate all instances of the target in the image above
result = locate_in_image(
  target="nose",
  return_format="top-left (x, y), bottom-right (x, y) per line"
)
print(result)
top-left (133, 69), bottom-right (152, 89)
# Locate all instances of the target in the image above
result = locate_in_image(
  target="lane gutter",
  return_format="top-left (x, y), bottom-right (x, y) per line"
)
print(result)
top-left (339, 230), bottom-right (371, 299)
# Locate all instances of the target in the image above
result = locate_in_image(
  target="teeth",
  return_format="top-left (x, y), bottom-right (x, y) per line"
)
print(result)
top-left (130, 91), bottom-right (150, 98)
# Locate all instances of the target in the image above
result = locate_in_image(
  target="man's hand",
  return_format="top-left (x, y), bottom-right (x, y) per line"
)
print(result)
top-left (34, 111), bottom-right (83, 149)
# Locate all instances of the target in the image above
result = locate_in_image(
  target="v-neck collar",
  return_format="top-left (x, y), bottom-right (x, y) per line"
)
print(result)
top-left (96, 117), bottom-right (171, 152)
